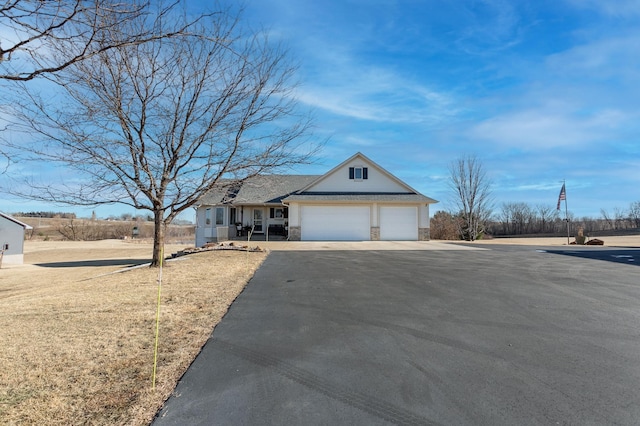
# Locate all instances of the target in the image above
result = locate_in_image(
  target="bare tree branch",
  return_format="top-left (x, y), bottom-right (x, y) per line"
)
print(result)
top-left (0, 0), bottom-right (214, 81)
top-left (448, 155), bottom-right (493, 241)
top-left (5, 3), bottom-right (318, 266)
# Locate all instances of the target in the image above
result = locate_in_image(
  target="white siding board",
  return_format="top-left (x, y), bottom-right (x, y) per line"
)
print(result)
top-left (306, 162), bottom-right (409, 193)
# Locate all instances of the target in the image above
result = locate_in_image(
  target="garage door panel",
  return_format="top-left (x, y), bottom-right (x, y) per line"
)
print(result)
top-left (301, 206), bottom-right (370, 241)
top-left (380, 206), bottom-right (418, 241)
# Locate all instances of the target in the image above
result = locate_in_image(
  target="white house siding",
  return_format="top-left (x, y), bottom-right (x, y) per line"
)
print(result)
top-left (195, 206), bottom-right (233, 246)
top-left (419, 204), bottom-right (430, 228)
top-left (307, 161), bottom-right (408, 193)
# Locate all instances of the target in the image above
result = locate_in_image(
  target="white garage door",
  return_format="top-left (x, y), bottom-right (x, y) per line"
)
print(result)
top-left (380, 206), bottom-right (418, 240)
top-left (301, 206), bottom-right (370, 241)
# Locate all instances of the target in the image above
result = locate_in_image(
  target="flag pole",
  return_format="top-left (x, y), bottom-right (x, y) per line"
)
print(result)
top-left (563, 180), bottom-right (570, 245)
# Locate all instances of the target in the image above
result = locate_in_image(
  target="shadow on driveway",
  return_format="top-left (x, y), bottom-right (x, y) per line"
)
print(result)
top-left (543, 248), bottom-right (640, 266)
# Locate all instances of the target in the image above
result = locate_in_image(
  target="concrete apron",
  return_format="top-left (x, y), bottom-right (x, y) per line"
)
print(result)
top-left (253, 240), bottom-right (486, 251)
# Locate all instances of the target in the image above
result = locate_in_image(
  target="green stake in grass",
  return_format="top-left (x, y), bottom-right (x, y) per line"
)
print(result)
top-left (152, 245), bottom-right (164, 390)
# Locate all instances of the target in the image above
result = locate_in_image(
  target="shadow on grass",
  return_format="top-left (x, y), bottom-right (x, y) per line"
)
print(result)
top-left (34, 259), bottom-right (151, 268)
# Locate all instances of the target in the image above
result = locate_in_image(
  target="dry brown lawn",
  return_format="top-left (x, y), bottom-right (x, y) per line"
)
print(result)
top-left (0, 240), bottom-right (267, 425)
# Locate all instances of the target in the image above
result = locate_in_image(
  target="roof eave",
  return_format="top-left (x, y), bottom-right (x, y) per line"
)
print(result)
top-left (0, 212), bottom-right (34, 229)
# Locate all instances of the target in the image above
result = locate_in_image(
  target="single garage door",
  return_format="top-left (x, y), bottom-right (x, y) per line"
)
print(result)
top-left (301, 206), bottom-right (370, 241)
top-left (380, 206), bottom-right (418, 240)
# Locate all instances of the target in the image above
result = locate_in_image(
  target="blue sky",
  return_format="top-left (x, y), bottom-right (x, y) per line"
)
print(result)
top-left (243, 0), bottom-right (640, 219)
top-left (1, 0), bottom-right (639, 220)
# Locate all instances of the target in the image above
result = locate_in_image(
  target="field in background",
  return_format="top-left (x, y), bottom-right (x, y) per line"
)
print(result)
top-left (0, 240), bottom-right (266, 425)
top-left (17, 216), bottom-right (195, 244)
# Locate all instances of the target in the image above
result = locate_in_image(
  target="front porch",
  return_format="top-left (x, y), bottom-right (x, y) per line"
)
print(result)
top-left (219, 222), bottom-right (289, 242)
top-left (226, 226), bottom-right (289, 242)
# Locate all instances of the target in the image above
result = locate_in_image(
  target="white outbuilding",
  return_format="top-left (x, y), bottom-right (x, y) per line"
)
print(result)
top-left (0, 212), bottom-right (33, 266)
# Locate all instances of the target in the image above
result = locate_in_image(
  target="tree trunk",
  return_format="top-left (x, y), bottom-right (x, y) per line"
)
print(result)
top-left (151, 209), bottom-right (165, 268)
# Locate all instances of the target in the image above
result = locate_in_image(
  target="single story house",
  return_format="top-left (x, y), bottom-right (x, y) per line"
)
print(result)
top-left (195, 152), bottom-right (437, 246)
top-left (0, 212), bottom-right (33, 265)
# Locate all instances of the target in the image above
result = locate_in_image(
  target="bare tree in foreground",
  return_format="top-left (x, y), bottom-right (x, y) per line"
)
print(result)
top-left (1, 0), bottom-right (210, 169)
top-left (6, 4), bottom-right (316, 266)
top-left (0, 0), bottom-right (200, 81)
top-left (448, 155), bottom-right (493, 241)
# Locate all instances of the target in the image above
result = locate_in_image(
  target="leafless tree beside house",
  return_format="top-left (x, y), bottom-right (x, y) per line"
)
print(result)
top-left (4, 2), bottom-right (317, 266)
top-left (630, 201), bottom-right (640, 228)
top-left (448, 155), bottom-right (493, 241)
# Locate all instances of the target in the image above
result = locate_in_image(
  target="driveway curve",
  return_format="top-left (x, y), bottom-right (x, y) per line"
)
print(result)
top-left (154, 246), bottom-right (640, 425)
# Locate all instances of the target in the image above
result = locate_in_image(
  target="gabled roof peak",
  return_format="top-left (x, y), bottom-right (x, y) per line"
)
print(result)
top-left (297, 152), bottom-right (422, 195)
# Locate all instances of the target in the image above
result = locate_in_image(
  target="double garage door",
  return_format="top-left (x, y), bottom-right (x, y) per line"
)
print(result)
top-left (300, 205), bottom-right (418, 241)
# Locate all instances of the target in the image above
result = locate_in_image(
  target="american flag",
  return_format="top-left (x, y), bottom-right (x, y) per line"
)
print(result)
top-left (557, 183), bottom-right (566, 210)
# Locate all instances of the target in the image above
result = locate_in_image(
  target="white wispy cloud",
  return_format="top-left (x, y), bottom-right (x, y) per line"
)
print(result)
top-left (469, 108), bottom-right (631, 149)
top-left (545, 35), bottom-right (640, 81)
top-left (564, 0), bottom-right (640, 18)
top-left (466, 22), bottom-right (640, 150)
top-left (296, 64), bottom-right (460, 124)
top-left (453, 0), bottom-right (526, 54)
top-left (513, 182), bottom-right (567, 191)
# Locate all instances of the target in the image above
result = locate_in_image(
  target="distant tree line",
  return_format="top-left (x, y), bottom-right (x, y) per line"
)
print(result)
top-left (431, 200), bottom-right (640, 240)
top-left (52, 218), bottom-right (193, 242)
top-left (440, 155), bottom-right (639, 241)
top-left (106, 213), bottom-right (153, 222)
top-left (13, 211), bottom-right (77, 219)
top-left (13, 211), bottom-right (155, 221)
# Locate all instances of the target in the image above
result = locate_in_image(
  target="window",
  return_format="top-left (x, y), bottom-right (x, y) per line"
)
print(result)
top-left (349, 166), bottom-right (368, 180)
top-left (215, 207), bottom-right (224, 225)
top-left (230, 208), bottom-right (237, 225)
top-left (270, 207), bottom-right (285, 219)
top-left (205, 208), bottom-right (211, 225)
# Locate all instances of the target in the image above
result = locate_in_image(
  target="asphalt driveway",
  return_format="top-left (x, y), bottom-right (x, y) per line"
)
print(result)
top-left (154, 246), bottom-right (640, 425)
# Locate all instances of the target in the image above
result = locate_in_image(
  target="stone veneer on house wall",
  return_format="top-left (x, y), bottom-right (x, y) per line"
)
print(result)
top-left (288, 226), bottom-right (301, 241)
top-left (419, 228), bottom-right (430, 241)
top-left (370, 227), bottom-right (380, 241)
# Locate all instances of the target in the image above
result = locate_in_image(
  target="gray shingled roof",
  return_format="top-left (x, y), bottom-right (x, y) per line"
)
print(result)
top-left (199, 175), bottom-right (321, 206)
top-left (199, 174), bottom-right (438, 206)
top-left (234, 175), bottom-right (321, 204)
top-left (198, 180), bottom-right (240, 205)
top-left (283, 193), bottom-right (437, 203)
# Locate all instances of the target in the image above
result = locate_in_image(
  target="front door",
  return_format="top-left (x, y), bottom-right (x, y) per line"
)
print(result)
top-left (253, 209), bottom-right (263, 233)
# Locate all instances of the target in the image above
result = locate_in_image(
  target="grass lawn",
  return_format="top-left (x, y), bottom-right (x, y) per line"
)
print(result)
top-left (0, 240), bottom-right (266, 425)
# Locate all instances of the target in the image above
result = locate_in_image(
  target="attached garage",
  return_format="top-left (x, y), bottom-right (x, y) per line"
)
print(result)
top-left (301, 205), bottom-right (370, 241)
top-left (380, 206), bottom-right (418, 241)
